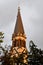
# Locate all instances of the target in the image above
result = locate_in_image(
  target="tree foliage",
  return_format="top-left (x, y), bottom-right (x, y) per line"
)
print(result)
top-left (0, 33), bottom-right (43, 65)
top-left (29, 40), bottom-right (43, 65)
top-left (0, 32), bottom-right (4, 43)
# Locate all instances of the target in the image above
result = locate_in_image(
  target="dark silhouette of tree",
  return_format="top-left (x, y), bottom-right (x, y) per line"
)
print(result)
top-left (0, 32), bottom-right (4, 45)
top-left (0, 32), bottom-right (4, 65)
top-left (29, 40), bottom-right (43, 65)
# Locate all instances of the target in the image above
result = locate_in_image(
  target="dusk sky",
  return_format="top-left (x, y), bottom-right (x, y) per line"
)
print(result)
top-left (0, 0), bottom-right (43, 50)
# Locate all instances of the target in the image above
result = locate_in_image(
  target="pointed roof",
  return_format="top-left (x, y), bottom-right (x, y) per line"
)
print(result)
top-left (14, 7), bottom-right (25, 35)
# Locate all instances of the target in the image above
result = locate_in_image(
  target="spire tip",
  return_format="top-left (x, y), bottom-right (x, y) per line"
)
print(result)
top-left (18, 6), bottom-right (20, 12)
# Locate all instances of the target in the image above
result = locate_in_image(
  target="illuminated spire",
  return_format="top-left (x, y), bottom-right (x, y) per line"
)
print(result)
top-left (12, 7), bottom-right (26, 48)
top-left (14, 7), bottom-right (25, 35)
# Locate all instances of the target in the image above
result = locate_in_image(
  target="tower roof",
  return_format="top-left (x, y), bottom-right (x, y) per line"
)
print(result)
top-left (14, 7), bottom-right (25, 35)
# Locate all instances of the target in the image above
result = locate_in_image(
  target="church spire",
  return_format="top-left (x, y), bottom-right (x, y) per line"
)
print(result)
top-left (12, 7), bottom-right (26, 48)
top-left (14, 7), bottom-right (25, 35)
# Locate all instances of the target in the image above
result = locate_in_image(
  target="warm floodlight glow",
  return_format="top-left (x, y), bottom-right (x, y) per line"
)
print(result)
top-left (13, 36), bottom-right (26, 41)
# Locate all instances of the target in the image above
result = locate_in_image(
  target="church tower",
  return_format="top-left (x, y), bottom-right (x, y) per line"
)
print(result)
top-left (10, 7), bottom-right (28, 65)
top-left (12, 7), bottom-right (26, 48)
